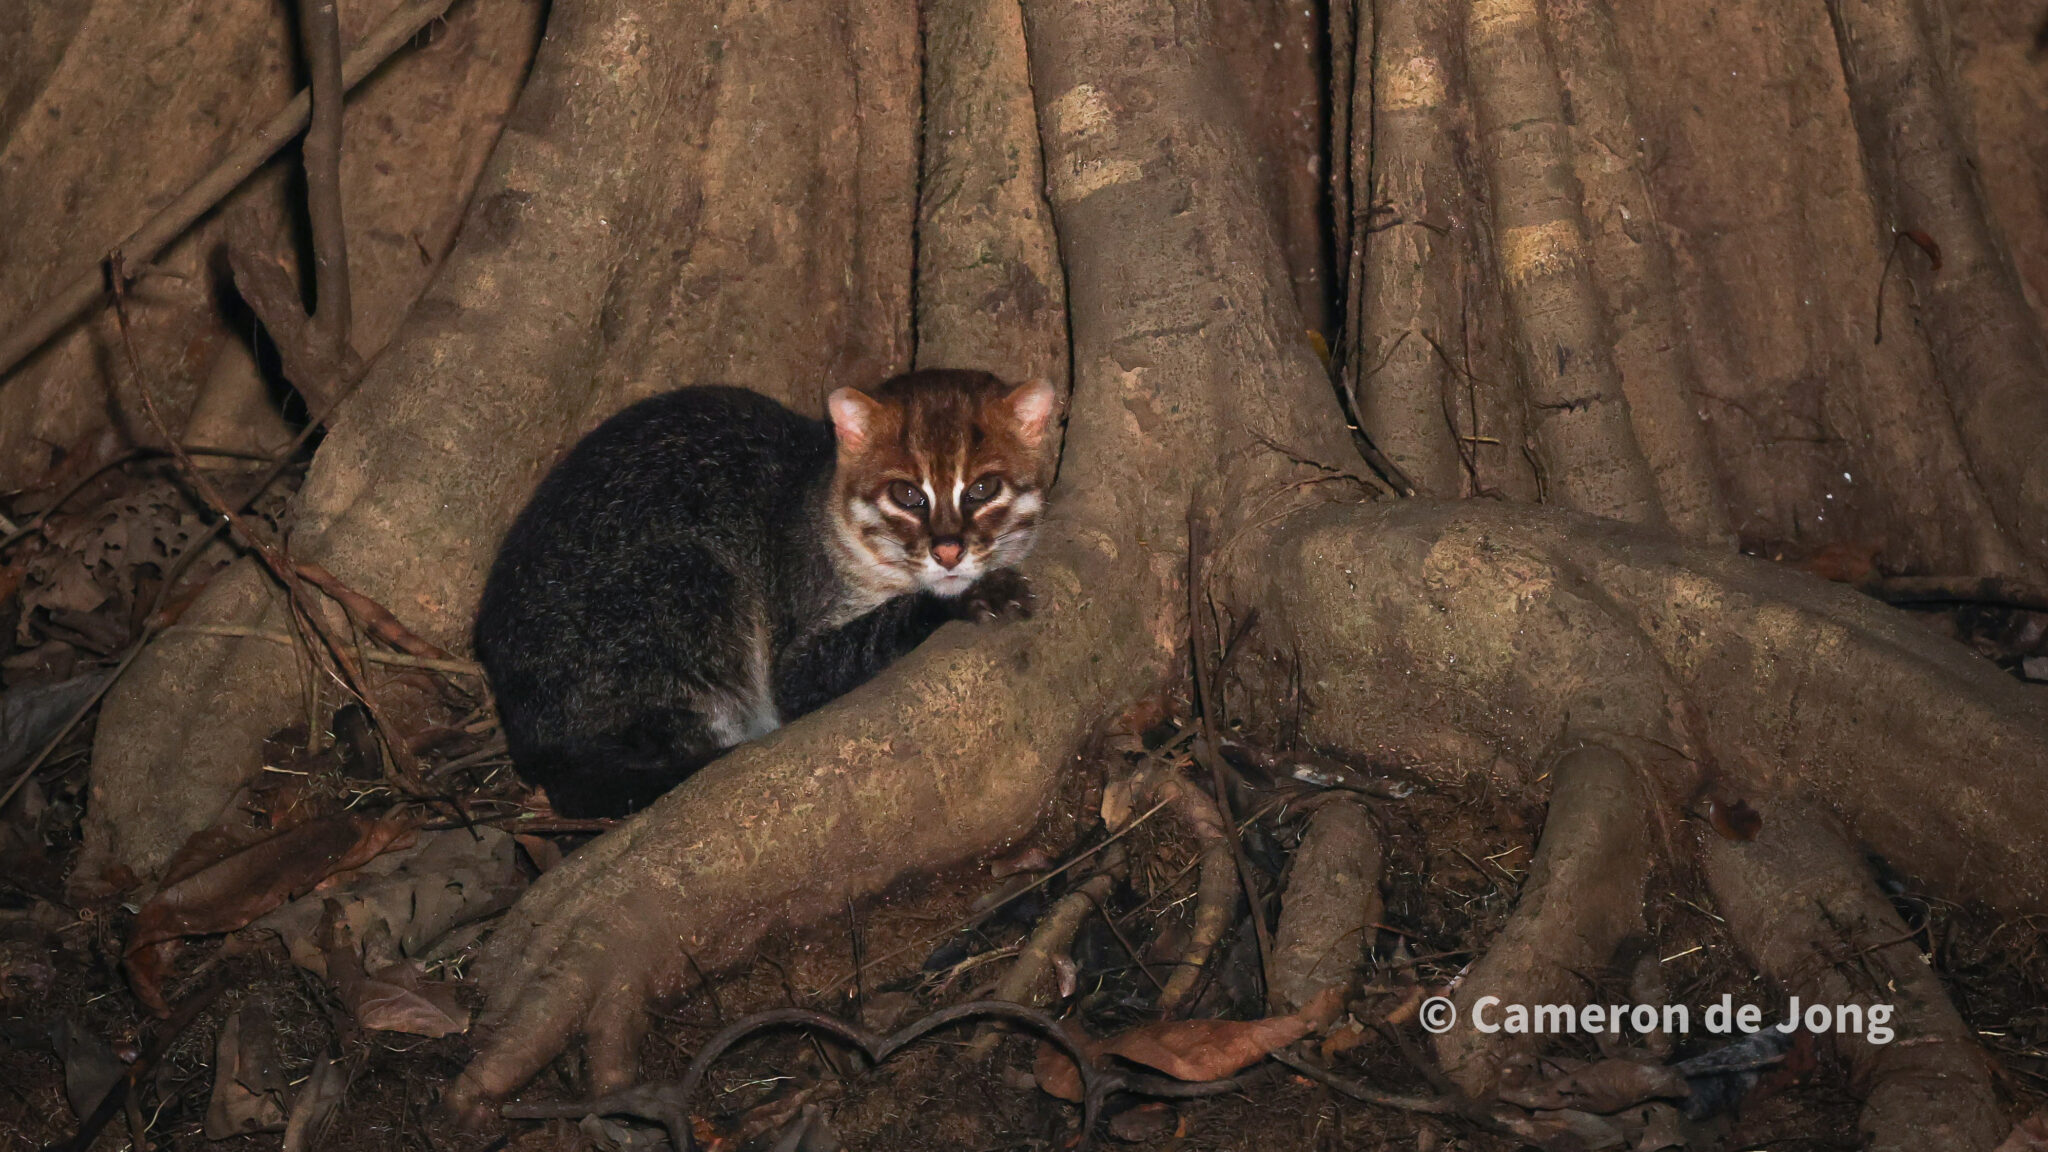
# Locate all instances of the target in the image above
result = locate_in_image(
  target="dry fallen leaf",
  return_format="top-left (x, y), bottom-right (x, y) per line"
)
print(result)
top-left (204, 1005), bottom-right (289, 1137)
top-left (253, 826), bottom-right (524, 977)
top-left (1703, 795), bottom-right (1762, 842)
top-left (1994, 1109), bottom-right (2048, 1152)
top-left (1796, 539), bottom-right (1883, 584)
top-left (513, 832), bottom-right (563, 874)
top-left (281, 1053), bottom-right (348, 1152)
top-left (1107, 1101), bottom-right (1181, 1143)
top-left (125, 814), bottom-right (416, 1013)
top-left (1100, 774), bottom-right (1140, 831)
top-left (320, 902), bottom-right (470, 1037)
top-left (344, 960), bottom-right (470, 1037)
top-left (1036, 985), bottom-right (1342, 1101)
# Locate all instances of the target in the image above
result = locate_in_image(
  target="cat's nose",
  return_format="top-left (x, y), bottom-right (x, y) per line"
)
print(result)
top-left (931, 539), bottom-right (965, 569)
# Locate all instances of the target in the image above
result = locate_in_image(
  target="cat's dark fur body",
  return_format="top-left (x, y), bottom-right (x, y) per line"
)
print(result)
top-left (475, 371), bottom-right (1052, 817)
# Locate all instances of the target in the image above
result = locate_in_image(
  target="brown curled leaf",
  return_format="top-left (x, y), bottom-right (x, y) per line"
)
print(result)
top-left (1034, 985), bottom-right (1342, 1101)
top-left (125, 814), bottom-right (416, 1013)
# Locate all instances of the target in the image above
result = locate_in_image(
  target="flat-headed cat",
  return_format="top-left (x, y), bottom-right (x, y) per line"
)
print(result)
top-left (473, 369), bottom-right (1056, 817)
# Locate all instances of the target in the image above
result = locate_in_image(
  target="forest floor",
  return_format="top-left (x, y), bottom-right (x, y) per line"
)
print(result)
top-left (5, 456), bottom-right (2048, 1151)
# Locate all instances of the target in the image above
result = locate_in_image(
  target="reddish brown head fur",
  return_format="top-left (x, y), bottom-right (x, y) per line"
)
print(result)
top-left (825, 369), bottom-right (1057, 605)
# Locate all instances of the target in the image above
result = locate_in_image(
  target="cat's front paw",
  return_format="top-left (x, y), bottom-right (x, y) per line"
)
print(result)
top-left (961, 568), bottom-right (1035, 621)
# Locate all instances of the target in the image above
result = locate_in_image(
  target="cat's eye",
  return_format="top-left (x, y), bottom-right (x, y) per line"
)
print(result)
top-left (964, 474), bottom-right (1002, 504)
top-left (887, 480), bottom-right (927, 511)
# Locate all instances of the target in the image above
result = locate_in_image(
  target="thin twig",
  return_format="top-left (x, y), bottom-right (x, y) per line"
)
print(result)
top-left (0, 0), bottom-right (456, 379)
top-left (108, 261), bottom-right (432, 799)
top-left (292, 561), bottom-right (450, 659)
top-left (159, 624), bottom-right (479, 674)
top-left (1268, 1049), bottom-right (1459, 1116)
top-left (0, 355), bottom-right (364, 812)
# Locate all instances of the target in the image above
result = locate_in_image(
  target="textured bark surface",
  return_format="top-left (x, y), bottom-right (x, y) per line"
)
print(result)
top-left (1269, 797), bottom-right (1383, 1016)
top-left (1242, 498), bottom-right (2048, 912)
top-left (914, 0), bottom-right (1068, 392)
top-left (1334, 0), bottom-right (2046, 576)
top-left (1706, 800), bottom-right (2007, 1150)
top-left (73, 0), bottom-right (919, 890)
top-left (1432, 745), bottom-right (1651, 1098)
top-left (449, 0), bottom-right (1358, 1108)
top-left (0, 0), bottom-right (540, 489)
top-left (5, 0), bottom-right (2045, 1127)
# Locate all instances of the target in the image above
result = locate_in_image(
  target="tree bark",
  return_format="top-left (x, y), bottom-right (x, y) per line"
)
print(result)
top-left (71, 0), bottom-right (918, 891)
top-left (0, 0), bottom-right (540, 490)
top-left (7, 0), bottom-right (2045, 1127)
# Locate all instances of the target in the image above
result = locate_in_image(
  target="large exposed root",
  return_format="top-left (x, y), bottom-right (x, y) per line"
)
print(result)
top-left (1244, 498), bottom-right (2048, 915)
top-left (1152, 773), bottom-right (1238, 1016)
top-left (1344, 0), bottom-right (1465, 498)
top-left (1539, 0), bottom-right (1726, 542)
top-left (1268, 797), bottom-right (1383, 1016)
top-left (913, 0), bottom-right (1068, 392)
top-left (1435, 744), bottom-right (1652, 1098)
top-left (1704, 798), bottom-right (2006, 1151)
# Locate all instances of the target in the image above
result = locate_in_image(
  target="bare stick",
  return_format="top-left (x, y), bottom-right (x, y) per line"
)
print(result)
top-left (812, 796), bottom-right (1174, 997)
top-left (965, 855), bottom-right (1122, 1059)
top-left (160, 624), bottom-right (479, 674)
top-left (1269, 1050), bottom-right (1459, 1116)
top-left (300, 0), bottom-right (351, 368)
top-left (292, 560), bottom-right (450, 658)
top-left (0, 0), bottom-right (453, 379)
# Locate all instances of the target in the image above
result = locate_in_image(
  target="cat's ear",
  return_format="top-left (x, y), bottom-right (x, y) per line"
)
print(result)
top-left (828, 387), bottom-right (882, 450)
top-left (1005, 378), bottom-right (1058, 448)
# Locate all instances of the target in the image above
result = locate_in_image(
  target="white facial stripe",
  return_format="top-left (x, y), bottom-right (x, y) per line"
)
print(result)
top-left (873, 497), bottom-right (922, 527)
top-left (1009, 491), bottom-right (1043, 518)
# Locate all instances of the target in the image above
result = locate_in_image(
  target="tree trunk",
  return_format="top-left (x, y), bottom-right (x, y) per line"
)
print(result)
top-left (3, 0), bottom-right (2044, 1133)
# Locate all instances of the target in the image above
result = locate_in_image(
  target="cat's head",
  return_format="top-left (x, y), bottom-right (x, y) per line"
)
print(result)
top-left (826, 369), bottom-right (1058, 601)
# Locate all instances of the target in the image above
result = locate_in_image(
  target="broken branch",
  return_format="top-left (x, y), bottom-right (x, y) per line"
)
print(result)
top-left (0, 0), bottom-right (453, 380)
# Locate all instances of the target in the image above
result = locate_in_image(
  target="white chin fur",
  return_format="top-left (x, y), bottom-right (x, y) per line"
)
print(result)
top-left (921, 558), bottom-right (983, 597)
